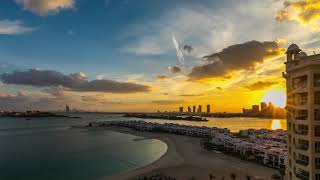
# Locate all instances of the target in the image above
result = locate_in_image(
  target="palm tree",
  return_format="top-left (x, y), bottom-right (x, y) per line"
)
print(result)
top-left (230, 173), bottom-right (236, 180)
top-left (246, 175), bottom-right (251, 180)
top-left (209, 173), bottom-right (215, 180)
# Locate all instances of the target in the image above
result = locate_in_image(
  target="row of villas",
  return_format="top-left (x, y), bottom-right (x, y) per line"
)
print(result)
top-left (89, 120), bottom-right (288, 171)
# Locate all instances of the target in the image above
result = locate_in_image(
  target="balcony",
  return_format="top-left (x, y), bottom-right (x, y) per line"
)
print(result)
top-left (296, 172), bottom-right (309, 180)
top-left (295, 130), bottom-right (308, 135)
top-left (295, 116), bottom-right (308, 120)
top-left (296, 144), bottom-right (308, 151)
top-left (296, 159), bottom-right (309, 166)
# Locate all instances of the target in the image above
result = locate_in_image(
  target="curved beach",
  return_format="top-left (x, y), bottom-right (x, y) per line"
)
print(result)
top-left (105, 126), bottom-right (278, 180)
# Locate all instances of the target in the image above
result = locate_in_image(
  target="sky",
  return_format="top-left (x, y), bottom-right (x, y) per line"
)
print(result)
top-left (0, 0), bottom-right (320, 112)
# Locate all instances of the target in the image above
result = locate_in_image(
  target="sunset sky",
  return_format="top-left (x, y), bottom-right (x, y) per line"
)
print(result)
top-left (0, 0), bottom-right (320, 112)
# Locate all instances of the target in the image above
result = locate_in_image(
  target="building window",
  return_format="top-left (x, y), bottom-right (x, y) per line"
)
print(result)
top-left (316, 158), bottom-right (320, 169)
top-left (316, 142), bottom-right (320, 153)
top-left (297, 139), bottom-right (308, 150)
top-left (293, 75), bottom-right (307, 89)
top-left (315, 92), bottom-right (320, 105)
top-left (315, 74), bottom-right (320, 87)
top-left (294, 93), bottom-right (308, 105)
top-left (296, 124), bottom-right (308, 135)
top-left (296, 110), bottom-right (308, 120)
top-left (316, 126), bottom-right (320, 137)
top-left (315, 109), bottom-right (320, 121)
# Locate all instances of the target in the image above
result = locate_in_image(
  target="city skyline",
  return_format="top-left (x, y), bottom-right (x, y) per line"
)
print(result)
top-left (0, 0), bottom-right (319, 112)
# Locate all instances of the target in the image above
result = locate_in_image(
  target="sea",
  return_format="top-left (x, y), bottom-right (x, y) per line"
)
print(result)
top-left (0, 113), bottom-right (286, 180)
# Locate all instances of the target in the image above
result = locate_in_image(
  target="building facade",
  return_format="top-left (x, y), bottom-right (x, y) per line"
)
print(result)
top-left (207, 104), bottom-right (211, 113)
top-left (284, 44), bottom-right (320, 180)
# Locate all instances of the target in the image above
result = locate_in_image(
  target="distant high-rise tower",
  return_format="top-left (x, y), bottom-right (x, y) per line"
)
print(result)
top-left (261, 102), bottom-right (267, 110)
top-left (252, 105), bottom-right (259, 113)
top-left (187, 106), bottom-right (191, 113)
top-left (179, 107), bottom-right (183, 113)
top-left (283, 44), bottom-right (320, 180)
top-left (65, 105), bottom-right (70, 112)
top-left (193, 106), bottom-right (196, 113)
top-left (198, 105), bottom-right (202, 113)
top-left (206, 104), bottom-right (211, 113)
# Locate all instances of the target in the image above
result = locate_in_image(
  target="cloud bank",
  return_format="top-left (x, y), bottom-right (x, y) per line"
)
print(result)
top-left (188, 40), bottom-right (283, 80)
top-left (1, 69), bottom-right (151, 93)
top-left (15, 0), bottom-right (75, 16)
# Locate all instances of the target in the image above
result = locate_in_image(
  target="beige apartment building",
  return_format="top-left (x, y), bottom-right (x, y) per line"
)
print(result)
top-left (284, 44), bottom-right (320, 180)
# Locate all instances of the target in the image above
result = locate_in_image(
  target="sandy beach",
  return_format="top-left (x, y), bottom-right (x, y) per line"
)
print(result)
top-left (103, 126), bottom-right (278, 180)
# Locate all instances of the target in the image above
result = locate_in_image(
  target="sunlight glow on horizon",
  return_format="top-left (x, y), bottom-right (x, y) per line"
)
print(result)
top-left (262, 90), bottom-right (286, 108)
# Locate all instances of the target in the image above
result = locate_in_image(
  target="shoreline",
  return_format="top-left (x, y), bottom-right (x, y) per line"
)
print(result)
top-left (98, 126), bottom-right (278, 180)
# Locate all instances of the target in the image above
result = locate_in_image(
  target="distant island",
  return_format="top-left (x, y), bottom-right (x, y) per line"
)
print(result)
top-left (0, 110), bottom-right (79, 118)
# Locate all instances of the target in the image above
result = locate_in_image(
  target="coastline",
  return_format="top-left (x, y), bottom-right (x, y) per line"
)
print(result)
top-left (100, 126), bottom-right (278, 180)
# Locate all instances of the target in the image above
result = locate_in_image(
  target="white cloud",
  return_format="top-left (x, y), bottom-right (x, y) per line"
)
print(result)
top-left (15, 0), bottom-right (75, 16)
top-left (121, 37), bottom-right (166, 55)
top-left (0, 20), bottom-right (34, 35)
top-left (120, 0), bottom-right (320, 60)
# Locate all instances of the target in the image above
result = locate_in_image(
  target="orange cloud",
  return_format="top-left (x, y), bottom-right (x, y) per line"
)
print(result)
top-left (245, 81), bottom-right (278, 91)
top-left (275, 0), bottom-right (320, 30)
top-left (15, 0), bottom-right (75, 16)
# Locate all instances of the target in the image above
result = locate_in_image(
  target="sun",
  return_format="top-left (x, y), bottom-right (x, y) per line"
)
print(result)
top-left (261, 90), bottom-right (286, 108)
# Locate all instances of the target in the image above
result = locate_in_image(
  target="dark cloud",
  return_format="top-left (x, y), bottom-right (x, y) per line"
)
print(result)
top-left (245, 81), bottom-right (278, 91)
top-left (168, 66), bottom-right (181, 73)
top-left (183, 45), bottom-right (193, 53)
top-left (1, 69), bottom-right (151, 93)
top-left (188, 40), bottom-right (283, 80)
top-left (157, 75), bottom-right (168, 80)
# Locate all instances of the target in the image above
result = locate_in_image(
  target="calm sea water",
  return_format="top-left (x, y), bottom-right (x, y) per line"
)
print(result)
top-left (0, 113), bottom-right (286, 180)
top-left (0, 114), bottom-right (167, 180)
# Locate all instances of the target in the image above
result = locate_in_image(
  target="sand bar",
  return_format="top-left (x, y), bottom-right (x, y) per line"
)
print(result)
top-left (98, 126), bottom-right (278, 180)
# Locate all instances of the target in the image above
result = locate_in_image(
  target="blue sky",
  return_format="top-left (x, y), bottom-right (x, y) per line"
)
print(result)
top-left (0, 0), bottom-right (195, 76)
top-left (0, 0), bottom-right (319, 112)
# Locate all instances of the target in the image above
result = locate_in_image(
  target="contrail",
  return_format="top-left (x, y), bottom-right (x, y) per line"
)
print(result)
top-left (172, 34), bottom-right (185, 65)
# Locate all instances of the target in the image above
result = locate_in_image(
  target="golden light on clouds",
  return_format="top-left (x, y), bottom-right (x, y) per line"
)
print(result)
top-left (276, 0), bottom-right (320, 31)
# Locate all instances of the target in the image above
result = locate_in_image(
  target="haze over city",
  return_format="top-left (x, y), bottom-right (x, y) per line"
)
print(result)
top-left (0, 0), bottom-right (319, 113)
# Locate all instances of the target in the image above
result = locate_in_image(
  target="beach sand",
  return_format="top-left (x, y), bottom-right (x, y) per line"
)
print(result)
top-left (103, 127), bottom-right (278, 180)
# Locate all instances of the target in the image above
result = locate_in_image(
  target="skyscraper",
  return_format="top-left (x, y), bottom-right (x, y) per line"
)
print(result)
top-left (261, 102), bottom-right (267, 110)
top-left (252, 105), bottom-right (259, 113)
top-left (198, 105), bottom-right (202, 113)
top-left (284, 44), bottom-right (320, 180)
top-left (193, 106), bottom-right (196, 113)
top-left (206, 104), bottom-right (211, 113)
top-left (188, 106), bottom-right (191, 113)
top-left (179, 107), bottom-right (183, 113)
top-left (65, 105), bottom-right (70, 112)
